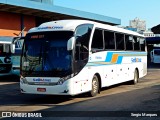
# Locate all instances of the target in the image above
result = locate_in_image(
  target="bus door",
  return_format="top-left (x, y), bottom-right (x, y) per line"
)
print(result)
top-left (73, 24), bottom-right (92, 93)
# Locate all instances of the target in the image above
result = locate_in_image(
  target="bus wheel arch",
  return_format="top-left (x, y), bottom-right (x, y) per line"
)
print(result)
top-left (133, 68), bottom-right (139, 84)
top-left (89, 73), bottom-right (101, 97)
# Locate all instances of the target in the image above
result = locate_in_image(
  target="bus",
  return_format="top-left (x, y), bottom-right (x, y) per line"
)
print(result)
top-left (0, 36), bottom-right (15, 76)
top-left (150, 48), bottom-right (160, 63)
top-left (12, 37), bottom-right (24, 76)
top-left (20, 20), bottom-right (147, 97)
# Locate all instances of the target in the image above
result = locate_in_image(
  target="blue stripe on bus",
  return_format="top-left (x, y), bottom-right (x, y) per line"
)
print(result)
top-left (116, 56), bottom-right (123, 64)
top-left (105, 52), bottom-right (113, 62)
top-left (87, 51), bottom-right (147, 66)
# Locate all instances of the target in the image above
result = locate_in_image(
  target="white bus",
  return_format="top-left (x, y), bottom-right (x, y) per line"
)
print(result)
top-left (0, 37), bottom-right (15, 76)
top-left (20, 20), bottom-right (147, 97)
top-left (150, 48), bottom-right (160, 63)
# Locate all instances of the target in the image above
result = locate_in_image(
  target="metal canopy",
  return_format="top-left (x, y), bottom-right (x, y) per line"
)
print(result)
top-left (0, 1), bottom-right (121, 25)
top-left (0, 36), bottom-right (13, 43)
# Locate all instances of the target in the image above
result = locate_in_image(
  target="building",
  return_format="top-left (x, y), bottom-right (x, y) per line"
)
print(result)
top-left (0, 0), bottom-right (121, 37)
top-left (129, 17), bottom-right (146, 31)
top-left (124, 26), bottom-right (138, 32)
top-left (143, 30), bottom-right (155, 37)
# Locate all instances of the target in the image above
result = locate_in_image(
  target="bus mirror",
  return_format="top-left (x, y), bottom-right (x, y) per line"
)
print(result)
top-left (11, 44), bottom-right (15, 53)
top-left (67, 37), bottom-right (75, 51)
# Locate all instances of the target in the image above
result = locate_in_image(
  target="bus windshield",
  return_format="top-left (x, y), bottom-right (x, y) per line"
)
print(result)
top-left (21, 31), bottom-right (74, 77)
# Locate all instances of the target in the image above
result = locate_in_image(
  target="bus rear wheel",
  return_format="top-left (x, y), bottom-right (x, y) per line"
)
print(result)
top-left (133, 69), bottom-right (139, 84)
top-left (89, 75), bottom-right (99, 97)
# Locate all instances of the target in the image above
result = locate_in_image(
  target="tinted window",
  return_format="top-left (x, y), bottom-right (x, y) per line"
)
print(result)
top-left (154, 50), bottom-right (160, 55)
top-left (116, 33), bottom-right (125, 50)
top-left (75, 24), bottom-right (93, 60)
top-left (75, 24), bottom-right (92, 44)
top-left (133, 36), bottom-right (140, 51)
top-left (140, 38), bottom-right (145, 51)
top-left (23, 31), bottom-right (73, 75)
top-left (104, 31), bottom-right (115, 49)
top-left (92, 29), bottom-right (104, 50)
top-left (125, 35), bottom-right (133, 50)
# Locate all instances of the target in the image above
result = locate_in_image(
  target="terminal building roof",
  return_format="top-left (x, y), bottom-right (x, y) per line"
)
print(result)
top-left (0, 0), bottom-right (121, 25)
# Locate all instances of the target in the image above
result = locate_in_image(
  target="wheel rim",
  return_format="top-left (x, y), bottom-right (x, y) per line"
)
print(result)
top-left (92, 78), bottom-right (98, 93)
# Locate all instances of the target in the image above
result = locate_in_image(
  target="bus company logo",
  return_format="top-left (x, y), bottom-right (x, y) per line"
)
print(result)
top-left (131, 58), bottom-right (142, 62)
top-left (33, 78), bottom-right (51, 82)
top-left (37, 26), bottom-right (63, 30)
top-left (95, 56), bottom-right (102, 60)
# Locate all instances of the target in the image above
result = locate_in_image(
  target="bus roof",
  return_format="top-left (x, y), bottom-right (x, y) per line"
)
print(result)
top-left (28, 20), bottom-right (144, 37)
top-left (0, 36), bottom-right (13, 44)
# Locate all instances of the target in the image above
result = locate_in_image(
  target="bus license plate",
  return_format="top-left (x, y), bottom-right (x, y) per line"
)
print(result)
top-left (37, 88), bottom-right (46, 92)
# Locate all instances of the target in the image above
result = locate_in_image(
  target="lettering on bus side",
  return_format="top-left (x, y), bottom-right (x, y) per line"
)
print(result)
top-left (95, 56), bottom-right (102, 60)
top-left (131, 58), bottom-right (142, 62)
top-left (37, 26), bottom-right (63, 30)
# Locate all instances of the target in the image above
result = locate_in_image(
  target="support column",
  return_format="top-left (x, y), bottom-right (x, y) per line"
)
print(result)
top-left (20, 14), bottom-right (24, 37)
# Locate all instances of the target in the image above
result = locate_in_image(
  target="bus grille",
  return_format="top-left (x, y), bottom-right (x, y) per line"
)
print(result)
top-left (28, 82), bottom-right (58, 86)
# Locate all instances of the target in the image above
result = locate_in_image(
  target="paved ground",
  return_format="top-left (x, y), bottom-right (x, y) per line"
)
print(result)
top-left (0, 64), bottom-right (160, 120)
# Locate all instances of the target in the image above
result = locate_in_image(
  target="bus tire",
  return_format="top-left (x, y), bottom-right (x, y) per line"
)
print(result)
top-left (133, 69), bottom-right (139, 84)
top-left (89, 75), bottom-right (99, 97)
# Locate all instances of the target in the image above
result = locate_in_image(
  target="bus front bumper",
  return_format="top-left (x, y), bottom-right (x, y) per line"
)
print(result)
top-left (20, 80), bottom-right (73, 95)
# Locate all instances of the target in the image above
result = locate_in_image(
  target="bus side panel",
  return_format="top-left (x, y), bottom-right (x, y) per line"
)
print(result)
top-left (120, 53), bottom-right (147, 80)
top-left (102, 65), bottom-right (117, 87)
top-left (88, 51), bottom-right (111, 87)
top-left (140, 56), bottom-right (147, 78)
top-left (116, 64), bottom-right (132, 83)
top-left (72, 67), bottom-right (91, 95)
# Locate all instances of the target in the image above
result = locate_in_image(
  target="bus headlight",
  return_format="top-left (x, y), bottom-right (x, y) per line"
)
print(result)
top-left (57, 74), bottom-right (73, 85)
top-left (20, 76), bottom-right (28, 84)
top-left (57, 79), bottom-right (64, 85)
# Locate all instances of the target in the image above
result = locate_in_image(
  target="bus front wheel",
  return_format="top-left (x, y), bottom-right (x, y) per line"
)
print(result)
top-left (89, 75), bottom-right (99, 97)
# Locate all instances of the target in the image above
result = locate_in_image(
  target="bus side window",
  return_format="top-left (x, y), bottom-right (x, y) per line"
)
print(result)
top-left (125, 35), bottom-right (133, 50)
top-left (91, 29), bottom-right (104, 51)
top-left (75, 24), bottom-right (93, 61)
top-left (133, 36), bottom-right (140, 51)
top-left (140, 38), bottom-right (145, 51)
top-left (116, 33), bottom-right (125, 50)
top-left (104, 30), bottom-right (115, 50)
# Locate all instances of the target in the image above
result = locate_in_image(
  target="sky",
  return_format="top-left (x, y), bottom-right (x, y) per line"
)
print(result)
top-left (54, 0), bottom-right (160, 29)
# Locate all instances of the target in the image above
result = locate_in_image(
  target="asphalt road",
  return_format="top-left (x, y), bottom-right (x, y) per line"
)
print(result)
top-left (0, 63), bottom-right (160, 120)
